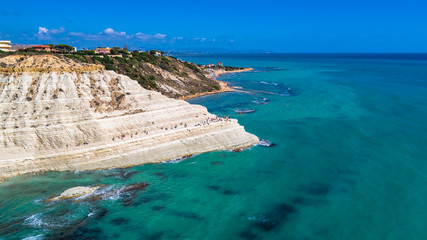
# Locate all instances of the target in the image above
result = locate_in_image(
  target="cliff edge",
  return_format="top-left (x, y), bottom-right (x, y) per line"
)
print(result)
top-left (0, 55), bottom-right (259, 181)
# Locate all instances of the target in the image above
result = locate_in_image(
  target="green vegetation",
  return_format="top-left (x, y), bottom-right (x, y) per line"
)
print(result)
top-left (55, 44), bottom-right (74, 53)
top-left (183, 62), bottom-right (200, 72)
top-left (62, 50), bottom-right (213, 93)
top-left (0, 48), bottom-right (223, 98)
top-left (223, 66), bottom-right (244, 71)
top-left (110, 47), bottom-right (121, 55)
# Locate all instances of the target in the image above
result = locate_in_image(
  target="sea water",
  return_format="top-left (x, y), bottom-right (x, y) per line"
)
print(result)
top-left (1, 54), bottom-right (427, 239)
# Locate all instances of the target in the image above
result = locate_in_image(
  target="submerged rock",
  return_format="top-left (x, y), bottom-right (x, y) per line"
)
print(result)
top-left (252, 98), bottom-right (270, 105)
top-left (235, 109), bottom-right (256, 114)
top-left (121, 183), bottom-right (149, 192)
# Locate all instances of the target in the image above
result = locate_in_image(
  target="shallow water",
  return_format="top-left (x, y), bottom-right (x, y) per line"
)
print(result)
top-left (1, 54), bottom-right (427, 239)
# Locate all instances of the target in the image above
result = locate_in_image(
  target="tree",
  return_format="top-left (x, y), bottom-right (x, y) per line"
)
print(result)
top-left (110, 47), bottom-right (121, 55)
top-left (118, 49), bottom-right (129, 55)
top-left (55, 44), bottom-right (74, 53)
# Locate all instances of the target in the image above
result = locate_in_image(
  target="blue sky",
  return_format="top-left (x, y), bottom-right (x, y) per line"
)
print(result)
top-left (1, 0), bottom-right (426, 52)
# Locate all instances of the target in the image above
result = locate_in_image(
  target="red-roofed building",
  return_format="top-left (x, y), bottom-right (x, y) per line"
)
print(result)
top-left (95, 47), bottom-right (111, 54)
top-left (31, 45), bottom-right (52, 51)
top-left (31, 45), bottom-right (52, 52)
top-left (29, 45), bottom-right (62, 53)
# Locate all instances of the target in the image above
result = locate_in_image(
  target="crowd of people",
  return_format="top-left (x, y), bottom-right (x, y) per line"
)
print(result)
top-left (112, 131), bottom-right (141, 141)
top-left (68, 116), bottom-right (232, 148)
top-left (195, 116), bottom-right (231, 127)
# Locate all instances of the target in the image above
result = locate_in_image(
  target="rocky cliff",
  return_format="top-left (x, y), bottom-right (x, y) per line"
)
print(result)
top-left (0, 55), bottom-right (259, 181)
top-left (66, 52), bottom-right (220, 98)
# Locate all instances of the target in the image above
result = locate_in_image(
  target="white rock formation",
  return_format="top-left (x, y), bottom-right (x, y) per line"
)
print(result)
top-left (0, 55), bottom-right (259, 180)
top-left (49, 186), bottom-right (99, 201)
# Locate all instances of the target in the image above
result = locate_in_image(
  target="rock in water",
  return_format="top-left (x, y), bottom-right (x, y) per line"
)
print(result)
top-left (0, 55), bottom-right (259, 180)
top-left (49, 186), bottom-right (99, 201)
top-left (258, 139), bottom-right (275, 147)
top-left (235, 109), bottom-right (256, 114)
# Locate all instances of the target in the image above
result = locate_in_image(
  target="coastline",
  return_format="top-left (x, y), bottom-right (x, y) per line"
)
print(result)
top-left (0, 55), bottom-right (260, 181)
top-left (180, 68), bottom-right (253, 100)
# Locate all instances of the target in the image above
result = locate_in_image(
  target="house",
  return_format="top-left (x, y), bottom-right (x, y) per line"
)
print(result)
top-left (0, 40), bottom-right (12, 52)
top-left (95, 47), bottom-right (111, 54)
top-left (217, 62), bottom-right (223, 67)
top-left (31, 45), bottom-right (52, 51)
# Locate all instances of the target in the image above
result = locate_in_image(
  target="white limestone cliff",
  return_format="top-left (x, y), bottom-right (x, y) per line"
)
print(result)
top-left (0, 55), bottom-right (259, 180)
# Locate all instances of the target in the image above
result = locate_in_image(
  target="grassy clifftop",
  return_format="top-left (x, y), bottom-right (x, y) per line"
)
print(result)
top-left (66, 52), bottom-right (220, 98)
top-left (0, 51), bottom-right (220, 98)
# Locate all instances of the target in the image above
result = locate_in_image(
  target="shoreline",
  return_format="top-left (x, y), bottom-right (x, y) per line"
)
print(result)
top-left (180, 68), bottom-right (253, 100)
top-left (0, 55), bottom-right (260, 181)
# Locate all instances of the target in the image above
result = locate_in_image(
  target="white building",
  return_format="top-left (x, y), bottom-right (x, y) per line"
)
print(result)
top-left (0, 40), bottom-right (12, 52)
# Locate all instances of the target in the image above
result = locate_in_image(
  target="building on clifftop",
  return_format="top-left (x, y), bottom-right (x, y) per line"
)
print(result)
top-left (0, 40), bottom-right (12, 52)
top-left (95, 47), bottom-right (111, 54)
top-left (31, 45), bottom-right (52, 51)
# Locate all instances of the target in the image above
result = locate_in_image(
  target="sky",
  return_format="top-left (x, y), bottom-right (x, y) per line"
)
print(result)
top-left (1, 0), bottom-right (426, 52)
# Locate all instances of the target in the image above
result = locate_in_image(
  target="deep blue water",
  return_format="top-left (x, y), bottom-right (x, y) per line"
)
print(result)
top-left (1, 54), bottom-right (427, 239)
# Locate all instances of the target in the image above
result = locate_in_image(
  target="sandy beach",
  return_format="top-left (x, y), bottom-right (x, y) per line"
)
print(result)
top-left (180, 68), bottom-right (253, 100)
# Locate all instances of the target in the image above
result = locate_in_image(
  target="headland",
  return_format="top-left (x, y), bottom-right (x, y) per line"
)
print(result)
top-left (0, 55), bottom-right (259, 181)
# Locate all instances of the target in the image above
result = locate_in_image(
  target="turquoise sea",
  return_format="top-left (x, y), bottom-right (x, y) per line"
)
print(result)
top-left (1, 54), bottom-right (427, 239)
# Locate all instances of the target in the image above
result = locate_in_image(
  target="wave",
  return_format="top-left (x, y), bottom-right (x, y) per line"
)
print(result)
top-left (23, 234), bottom-right (45, 240)
top-left (85, 184), bottom-right (122, 201)
top-left (260, 81), bottom-right (278, 86)
top-left (160, 154), bottom-right (196, 164)
top-left (161, 157), bottom-right (187, 164)
top-left (251, 67), bottom-right (288, 73)
top-left (252, 98), bottom-right (270, 105)
top-left (23, 213), bottom-right (66, 229)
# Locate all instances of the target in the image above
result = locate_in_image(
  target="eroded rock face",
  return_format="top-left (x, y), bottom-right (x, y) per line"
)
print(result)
top-left (0, 55), bottom-right (259, 180)
top-left (0, 54), bottom-right (104, 73)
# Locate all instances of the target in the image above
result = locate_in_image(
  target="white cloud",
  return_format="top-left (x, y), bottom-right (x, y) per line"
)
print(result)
top-left (192, 37), bottom-right (208, 42)
top-left (104, 28), bottom-right (115, 34)
top-left (135, 32), bottom-right (151, 40)
top-left (69, 32), bottom-right (84, 37)
top-left (50, 27), bottom-right (65, 34)
top-left (103, 28), bottom-right (126, 36)
top-left (135, 32), bottom-right (167, 41)
top-left (64, 28), bottom-right (169, 42)
top-left (38, 27), bottom-right (49, 35)
top-left (36, 26), bottom-right (66, 39)
top-left (153, 33), bottom-right (166, 39)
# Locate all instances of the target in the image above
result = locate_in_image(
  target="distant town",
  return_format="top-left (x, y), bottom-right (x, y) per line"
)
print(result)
top-left (0, 40), bottom-right (231, 69)
top-left (0, 40), bottom-right (244, 88)
top-left (0, 40), bottom-right (157, 56)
